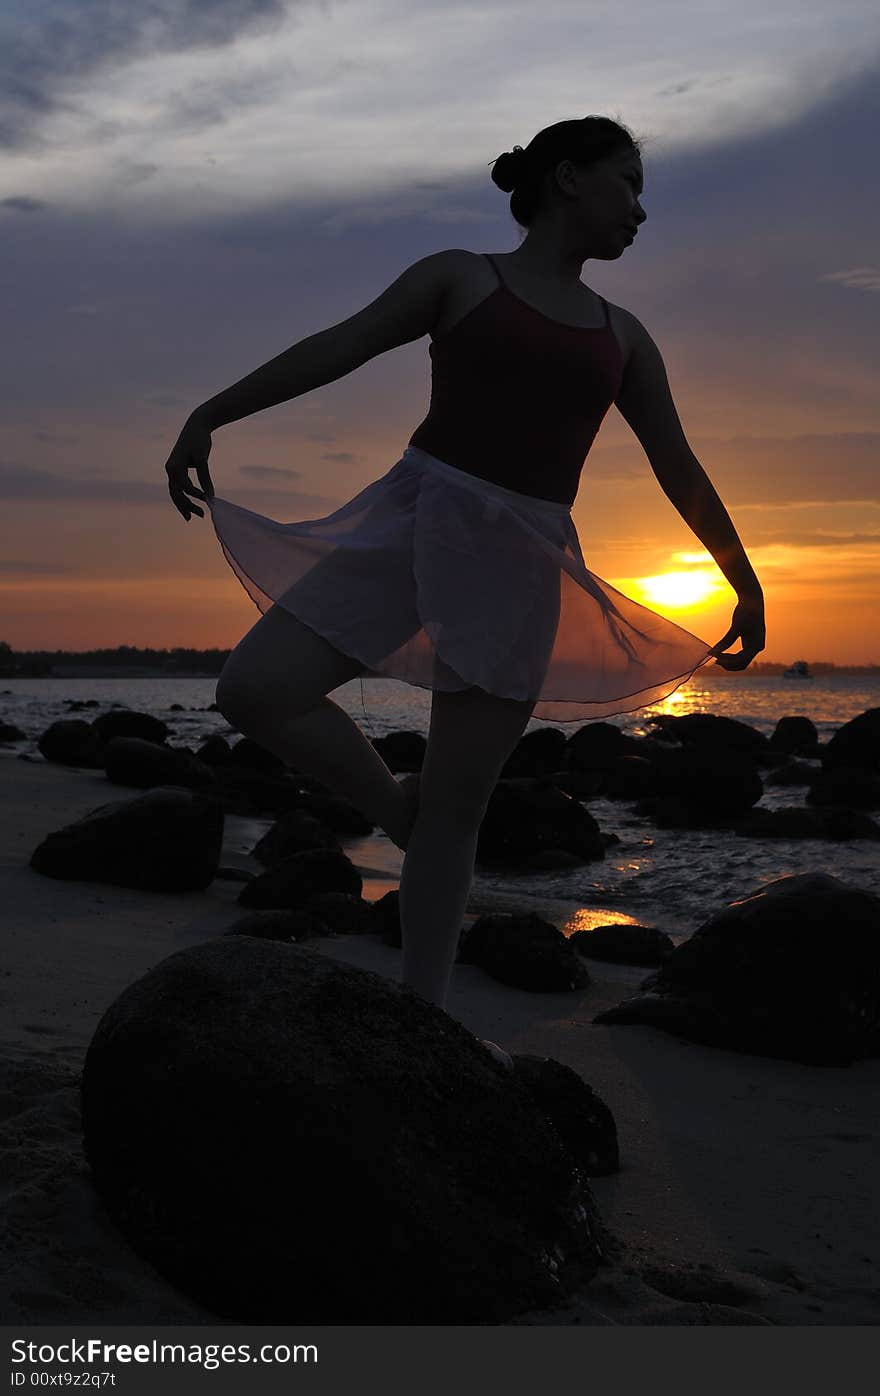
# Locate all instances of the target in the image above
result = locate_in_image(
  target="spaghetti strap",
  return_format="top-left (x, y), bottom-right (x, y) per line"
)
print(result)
top-left (482, 252), bottom-right (503, 286)
top-left (485, 252), bottom-right (611, 330)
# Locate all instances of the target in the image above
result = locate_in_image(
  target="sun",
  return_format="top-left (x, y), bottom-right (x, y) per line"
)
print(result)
top-left (631, 570), bottom-right (722, 608)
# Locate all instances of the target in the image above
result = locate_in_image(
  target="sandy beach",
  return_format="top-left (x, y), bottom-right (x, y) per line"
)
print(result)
top-left (2, 752), bottom-right (879, 1327)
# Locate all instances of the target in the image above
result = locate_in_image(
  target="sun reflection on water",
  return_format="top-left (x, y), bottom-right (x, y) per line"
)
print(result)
top-left (560, 908), bottom-right (642, 940)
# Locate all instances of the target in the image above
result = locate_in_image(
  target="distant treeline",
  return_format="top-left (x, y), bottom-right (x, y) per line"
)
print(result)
top-left (0, 643), bottom-right (231, 677)
top-left (1, 641), bottom-right (879, 680)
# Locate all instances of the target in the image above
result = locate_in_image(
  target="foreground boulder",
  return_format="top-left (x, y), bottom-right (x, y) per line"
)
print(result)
top-left (595, 873), bottom-right (880, 1066)
top-left (81, 938), bottom-right (604, 1323)
top-left (30, 786), bottom-right (224, 892)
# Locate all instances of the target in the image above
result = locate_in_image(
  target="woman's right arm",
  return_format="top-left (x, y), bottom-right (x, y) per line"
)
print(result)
top-left (165, 250), bottom-right (456, 520)
top-left (190, 249), bottom-right (456, 430)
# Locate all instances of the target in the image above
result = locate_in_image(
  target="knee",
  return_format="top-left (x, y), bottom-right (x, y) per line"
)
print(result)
top-left (214, 665), bottom-right (254, 731)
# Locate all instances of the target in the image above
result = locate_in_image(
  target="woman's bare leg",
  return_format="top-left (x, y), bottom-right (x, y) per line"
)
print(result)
top-left (215, 604), bottom-right (416, 849)
top-left (398, 683), bottom-right (535, 1012)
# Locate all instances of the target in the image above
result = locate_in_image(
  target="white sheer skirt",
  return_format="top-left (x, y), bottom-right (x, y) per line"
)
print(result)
top-left (207, 443), bottom-right (716, 722)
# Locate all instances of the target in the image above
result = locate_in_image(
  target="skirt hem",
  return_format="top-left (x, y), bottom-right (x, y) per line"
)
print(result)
top-left (210, 500), bottom-right (716, 720)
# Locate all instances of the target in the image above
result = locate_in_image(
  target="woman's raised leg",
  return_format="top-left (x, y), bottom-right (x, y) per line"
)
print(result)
top-left (398, 683), bottom-right (535, 1012)
top-left (214, 604), bottom-right (416, 850)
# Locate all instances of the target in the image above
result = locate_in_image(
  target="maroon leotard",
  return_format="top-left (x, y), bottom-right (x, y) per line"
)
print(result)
top-left (407, 253), bottom-right (625, 507)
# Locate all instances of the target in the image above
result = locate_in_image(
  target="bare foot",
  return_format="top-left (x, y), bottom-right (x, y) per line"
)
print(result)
top-left (481, 1039), bottom-right (514, 1072)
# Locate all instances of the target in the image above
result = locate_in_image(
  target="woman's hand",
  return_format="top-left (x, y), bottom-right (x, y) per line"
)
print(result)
top-left (710, 590), bottom-right (766, 670)
top-left (165, 412), bottom-right (215, 521)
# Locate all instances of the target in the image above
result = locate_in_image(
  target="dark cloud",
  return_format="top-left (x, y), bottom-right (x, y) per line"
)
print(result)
top-left (0, 195), bottom-right (46, 212)
top-left (751, 531), bottom-right (880, 547)
top-left (0, 0), bottom-right (296, 150)
top-left (239, 464), bottom-right (305, 479)
top-left (0, 460), bottom-right (339, 515)
top-left (0, 558), bottom-right (74, 573)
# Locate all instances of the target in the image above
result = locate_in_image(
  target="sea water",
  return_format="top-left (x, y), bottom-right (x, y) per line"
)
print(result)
top-left (2, 671), bottom-right (877, 945)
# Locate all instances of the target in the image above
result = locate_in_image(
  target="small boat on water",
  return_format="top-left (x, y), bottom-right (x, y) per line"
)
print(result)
top-left (783, 659), bottom-right (814, 679)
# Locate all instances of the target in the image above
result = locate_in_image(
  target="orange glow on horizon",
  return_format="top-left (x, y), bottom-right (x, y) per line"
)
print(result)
top-left (628, 569), bottom-right (726, 610)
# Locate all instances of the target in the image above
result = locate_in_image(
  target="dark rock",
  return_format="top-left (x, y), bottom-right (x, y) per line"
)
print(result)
top-left (822, 708), bottom-right (880, 772)
top-left (370, 889), bottom-right (402, 946)
top-left (103, 736), bottom-right (219, 793)
top-left (594, 873), bottom-right (880, 1065)
top-left (81, 938), bottom-right (604, 1322)
top-left (302, 891), bottom-right (375, 934)
top-left (807, 766), bottom-right (880, 811)
top-left (602, 754), bottom-right (662, 799)
top-left (225, 909), bottom-right (329, 942)
top-left (297, 791), bottom-right (374, 837)
top-left (0, 721), bottom-right (26, 742)
top-left (370, 729), bottom-right (426, 773)
top-left (30, 786), bottom-right (223, 892)
top-left (548, 769), bottom-right (605, 800)
top-left (37, 719), bottom-right (105, 768)
top-left (227, 737), bottom-right (286, 776)
top-left (237, 847), bottom-right (362, 909)
top-left (645, 712), bottom-right (769, 757)
top-left (92, 710), bottom-right (169, 745)
top-left (571, 922), bottom-right (674, 965)
top-left (650, 745), bottom-right (763, 822)
top-left (770, 715), bottom-right (819, 755)
top-left (251, 810), bottom-right (342, 865)
top-left (476, 778), bottom-right (605, 868)
top-left (501, 728), bottom-right (568, 778)
top-left (213, 765), bottom-right (304, 818)
top-left (565, 722), bottom-right (627, 773)
top-left (511, 1055), bottom-right (619, 1175)
top-left (195, 735), bottom-right (234, 766)
top-left (459, 912), bottom-right (590, 992)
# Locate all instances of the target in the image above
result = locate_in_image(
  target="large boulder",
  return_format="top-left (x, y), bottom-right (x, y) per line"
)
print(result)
top-left (236, 847), bottom-right (362, 909)
top-left (476, 778), bottom-right (605, 868)
top-left (369, 729), bottom-right (426, 773)
top-left (459, 912), bottom-right (590, 992)
top-left (81, 938), bottom-right (604, 1323)
top-left (29, 786), bottom-right (224, 892)
top-left (595, 873), bottom-right (880, 1066)
top-left (822, 708), bottom-right (880, 772)
top-left (37, 719), bottom-right (105, 768)
top-left (103, 736), bottom-right (218, 793)
top-left (92, 709), bottom-right (169, 745)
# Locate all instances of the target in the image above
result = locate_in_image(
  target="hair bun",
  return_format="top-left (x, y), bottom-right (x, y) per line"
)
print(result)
top-left (490, 145), bottom-right (528, 193)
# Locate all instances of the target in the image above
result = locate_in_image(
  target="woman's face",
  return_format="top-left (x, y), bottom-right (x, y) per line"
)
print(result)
top-left (588, 150), bottom-right (646, 256)
top-left (549, 149), bottom-right (647, 258)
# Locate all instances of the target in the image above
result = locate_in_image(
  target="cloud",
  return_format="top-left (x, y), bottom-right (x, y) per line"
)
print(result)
top-left (0, 459), bottom-right (339, 514)
top-left (818, 266), bottom-right (880, 292)
top-left (0, 0), bottom-right (292, 150)
top-left (0, 195), bottom-right (47, 212)
top-left (0, 558), bottom-right (74, 574)
top-left (238, 464), bottom-right (305, 479)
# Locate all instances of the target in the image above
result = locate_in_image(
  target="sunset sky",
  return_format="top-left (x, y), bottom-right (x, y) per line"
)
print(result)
top-left (1, 0), bottom-right (878, 664)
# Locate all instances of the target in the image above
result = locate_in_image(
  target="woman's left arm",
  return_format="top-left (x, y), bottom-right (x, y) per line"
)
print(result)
top-left (613, 310), bottom-right (765, 667)
top-left (613, 309), bottom-right (761, 598)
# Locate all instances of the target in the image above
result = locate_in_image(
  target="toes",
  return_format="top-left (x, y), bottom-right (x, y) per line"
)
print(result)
top-left (480, 1039), bottom-right (514, 1072)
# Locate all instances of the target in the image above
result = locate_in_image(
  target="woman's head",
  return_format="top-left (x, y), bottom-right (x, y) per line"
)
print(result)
top-left (489, 115), bottom-right (646, 258)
